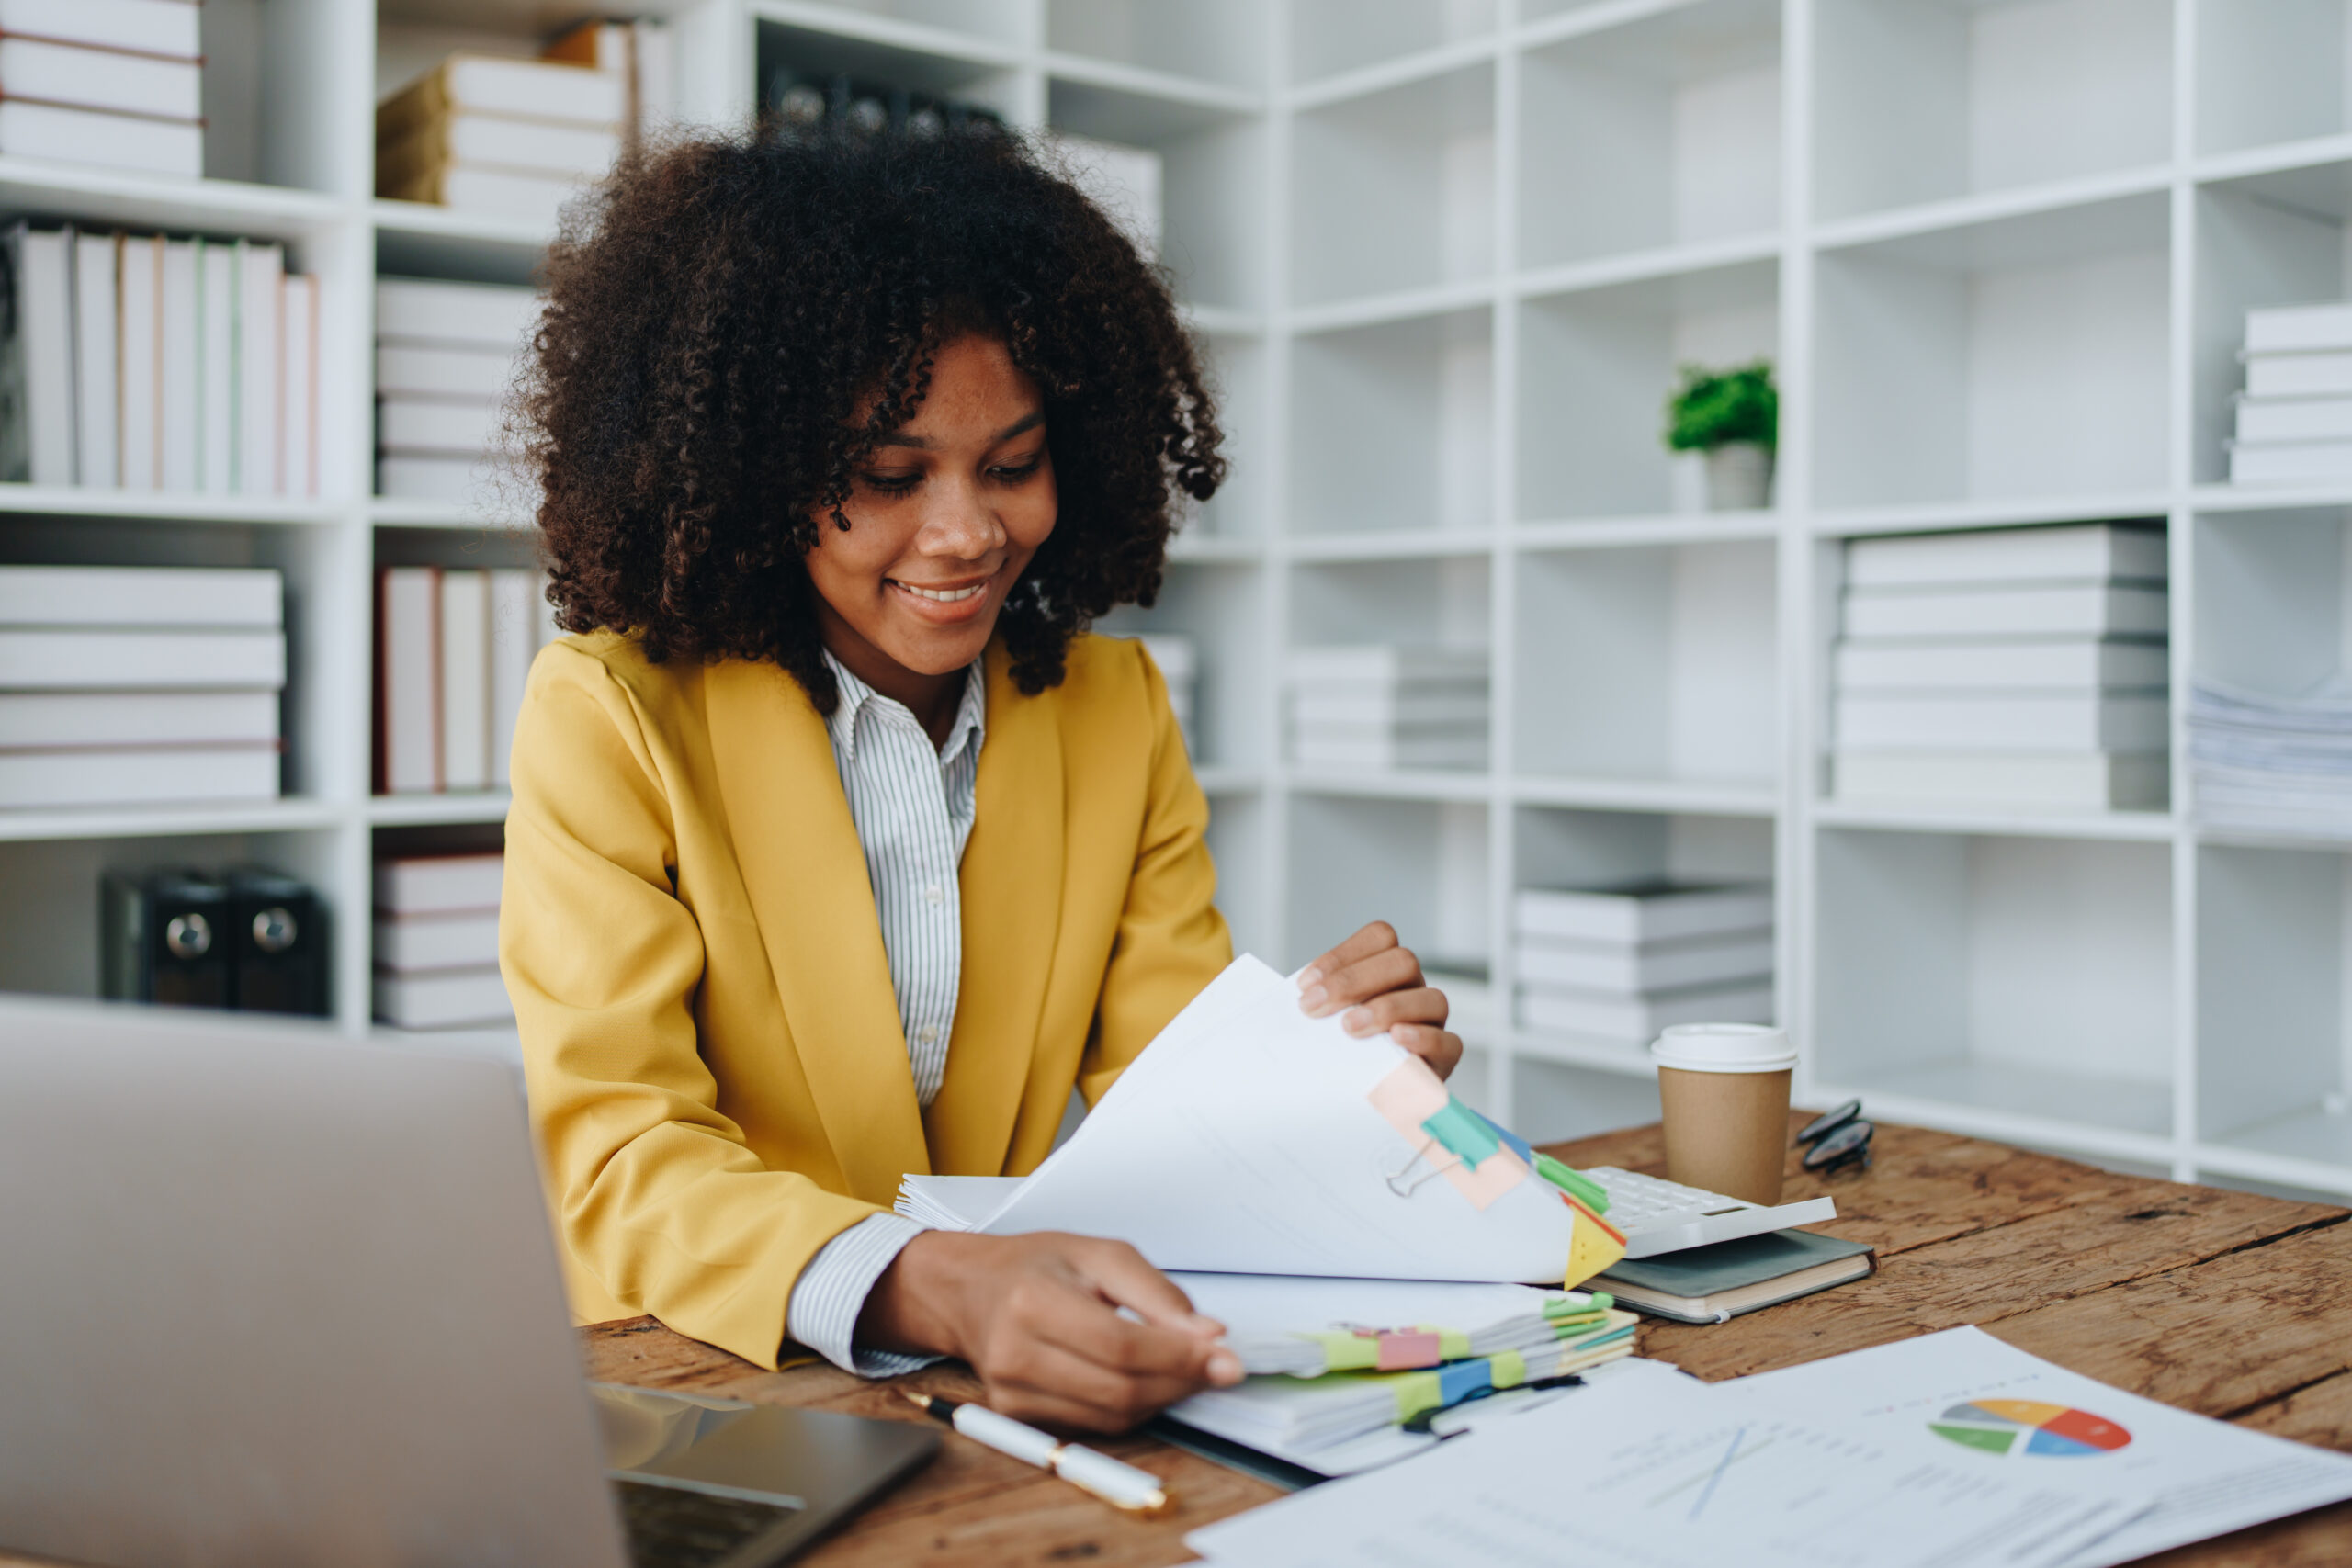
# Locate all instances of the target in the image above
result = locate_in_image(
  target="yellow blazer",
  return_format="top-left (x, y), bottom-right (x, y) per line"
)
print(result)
top-left (500, 630), bottom-right (1231, 1368)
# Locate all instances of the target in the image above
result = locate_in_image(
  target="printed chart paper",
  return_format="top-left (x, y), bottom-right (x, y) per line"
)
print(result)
top-left (1738, 1326), bottom-right (2352, 1565)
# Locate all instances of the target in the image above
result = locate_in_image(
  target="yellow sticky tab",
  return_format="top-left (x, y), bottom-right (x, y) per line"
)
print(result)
top-left (1392, 1371), bottom-right (1443, 1421)
top-left (1317, 1332), bottom-right (1379, 1371)
top-left (1437, 1327), bottom-right (1470, 1360)
top-left (1490, 1349), bottom-right (1528, 1389)
top-left (1561, 1193), bottom-right (1628, 1290)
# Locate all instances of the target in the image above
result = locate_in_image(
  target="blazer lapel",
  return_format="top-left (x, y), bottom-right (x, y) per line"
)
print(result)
top-left (703, 658), bottom-right (931, 1201)
top-left (924, 649), bottom-right (1066, 1173)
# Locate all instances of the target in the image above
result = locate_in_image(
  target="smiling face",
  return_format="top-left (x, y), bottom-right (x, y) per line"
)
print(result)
top-left (805, 332), bottom-right (1057, 730)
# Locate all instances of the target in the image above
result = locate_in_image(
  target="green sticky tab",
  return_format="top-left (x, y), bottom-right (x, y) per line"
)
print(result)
top-left (1534, 1152), bottom-right (1611, 1213)
top-left (1437, 1327), bottom-right (1470, 1360)
top-left (1588, 1292), bottom-right (1613, 1313)
top-left (1392, 1371), bottom-right (1443, 1421)
top-left (1420, 1099), bottom-right (1502, 1167)
top-left (1317, 1332), bottom-right (1379, 1371)
top-left (1490, 1349), bottom-right (1528, 1389)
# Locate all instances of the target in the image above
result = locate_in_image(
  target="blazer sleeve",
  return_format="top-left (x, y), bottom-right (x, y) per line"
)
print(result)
top-left (1074, 641), bottom-right (1236, 1106)
top-left (501, 642), bottom-right (880, 1367)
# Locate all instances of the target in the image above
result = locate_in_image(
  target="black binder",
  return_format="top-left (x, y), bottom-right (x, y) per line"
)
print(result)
top-left (226, 867), bottom-right (327, 1017)
top-left (100, 869), bottom-right (232, 1009)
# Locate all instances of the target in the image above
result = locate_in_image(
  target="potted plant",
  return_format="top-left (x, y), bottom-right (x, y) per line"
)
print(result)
top-left (1665, 360), bottom-right (1777, 512)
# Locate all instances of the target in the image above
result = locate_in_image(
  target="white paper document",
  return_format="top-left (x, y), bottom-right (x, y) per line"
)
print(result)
top-left (896, 956), bottom-right (1583, 1281)
top-left (1186, 1359), bottom-right (2147, 1568)
top-left (1739, 1326), bottom-right (2352, 1566)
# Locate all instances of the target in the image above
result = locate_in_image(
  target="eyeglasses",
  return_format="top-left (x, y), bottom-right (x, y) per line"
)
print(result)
top-left (1796, 1099), bottom-right (1873, 1177)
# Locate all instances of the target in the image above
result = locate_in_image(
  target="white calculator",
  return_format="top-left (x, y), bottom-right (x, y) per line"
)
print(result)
top-left (1583, 1167), bottom-right (1838, 1259)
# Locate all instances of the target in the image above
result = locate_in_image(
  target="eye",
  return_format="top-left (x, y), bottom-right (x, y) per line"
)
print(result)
top-left (990, 456), bottom-right (1044, 482)
top-left (860, 469), bottom-right (922, 495)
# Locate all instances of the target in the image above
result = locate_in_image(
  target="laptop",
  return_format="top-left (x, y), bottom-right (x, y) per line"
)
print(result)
top-left (0, 996), bottom-right (936, 1568)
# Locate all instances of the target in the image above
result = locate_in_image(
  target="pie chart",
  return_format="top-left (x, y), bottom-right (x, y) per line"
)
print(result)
top-left (1929, 1400), bottom-right (2132, 1458)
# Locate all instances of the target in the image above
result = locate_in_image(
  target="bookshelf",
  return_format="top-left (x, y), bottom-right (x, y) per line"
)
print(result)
top-left (12, 0), bottom-right (2352, 1204)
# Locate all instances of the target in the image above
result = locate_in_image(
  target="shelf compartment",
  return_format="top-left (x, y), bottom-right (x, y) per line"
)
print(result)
top-left (1290, 308), bottom-right (1491, 535)
top-left (1284, 794), bottom-right (1487, 975)
top-left (1288, 0), bottom-right (1493, 87)
top-left (1512, 1060), bottom-right (1666, 1144)
top-left (1815, 193), bottom-right (2169, 511)
top-left (1097, 558), bottom-right (1269, 771)
top-left (1203, 786), bottom-right (1272, 961)
top-left (2196, 0), bottom-right (2352, 157)
top-left (2192, 159), bottom-right (2352, 487)
top-left (1513, 538), bottom-right (1777, 789)
top-left (1047, 0), bottom-right (1262, 91)
top-left (1518, 0), bottom-right (1781, 270)
top-left (1046, 80), bottom-right (1265, 314)
top-left (1289, 63), bottom-right (1493, 307)
top-left (1519, 258), bottom-right (1777, 520)
top-left (1815, 827), bottom-right (2175, 1137)
top-left (1289, 553), bottom-right (1491, 650)
top-left (1812, 0), bottom-right (2173, 223)
top-left (2196, 842), bottom-right (2352, 1167)
top-left (753, 14), bottom-right (1029, 125)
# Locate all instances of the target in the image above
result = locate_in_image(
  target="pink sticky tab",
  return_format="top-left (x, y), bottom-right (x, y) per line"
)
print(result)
top-left (1376, 1331), bottom-right (1443, 1371)
top-left (1367, 1056), bottom-right (1450, 1143)
top-left (1442, 1148), bottom-right (1529, 1211)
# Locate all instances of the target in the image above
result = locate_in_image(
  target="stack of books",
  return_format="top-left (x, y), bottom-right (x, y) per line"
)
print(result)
top-left (2189, 680), bottom-right (2352, 838)
top-left (375, 277), bottom-right (541, 507)
top-left (374, 852), bottom-right (513, 1031)
top-left (0, 0), bottom-right (203, 177)
top-left (1514, 882), bottom-right (1773, 1042)
top-left (2229, 302), bottom-right (2352, 485)
top-left (376, 51), bottom-right (627, 228)
top-left (2, 223), bottom-right (318, 493)
top-left (0, 565), bottom-right (282, 809)
top-left (1136, 634), bottom-right (1197, 748)
top-left (1287, 645), bottom-right (1487, 772)
top-left (375, 567), bottom-right (559, 796)
top-left (1832, 524), bottom-right (2170, 810)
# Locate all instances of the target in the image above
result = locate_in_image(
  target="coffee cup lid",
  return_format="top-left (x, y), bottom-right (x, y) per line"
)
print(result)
top-left (1649, 1022), bottom-right (1796, 1075)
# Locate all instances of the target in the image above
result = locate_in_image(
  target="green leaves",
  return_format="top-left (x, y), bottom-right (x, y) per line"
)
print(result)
top-left (1665, 359), bottom-right (1777, 454)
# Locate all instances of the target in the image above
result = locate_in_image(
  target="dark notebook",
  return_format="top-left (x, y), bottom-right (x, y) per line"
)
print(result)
top-left (1598, 1229), bottom-right (1876, 1325)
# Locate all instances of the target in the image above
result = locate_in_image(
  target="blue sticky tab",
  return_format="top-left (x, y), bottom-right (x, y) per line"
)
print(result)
top-left (1474, 1109), bottom-right (1536, 1168)
top-left (1437, 1358), bottom-right (1494, 1405)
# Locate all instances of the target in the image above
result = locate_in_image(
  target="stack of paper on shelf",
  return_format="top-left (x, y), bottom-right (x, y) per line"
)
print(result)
top-left (375, 277), bottom-right (542, 508)
top-left (0, 222), bottom-right (319, 493)
top-left (373, 852), bottom-right (513, 1031)
top-left (375, 566), bottom-right (557, 795)
top-left (2189, 678), bottom-right (2352, 837)
top-left (1136, 634), bottom-right (1196, 745)
top-left (1832, 524), bottom-right (2170, 810)
top-left (2230, 302), bottom-right (2352, 485)
top-left (376, 51), bottom-right (627, 227)
top-left (1287, 644), bottom-right (1487, 772)
top-left (0, 565), bottom-right (282, 809)
top-left (1513, 882), bottom-right (1773, 1042)
top-left (0, 0), bottom-right (204, 177)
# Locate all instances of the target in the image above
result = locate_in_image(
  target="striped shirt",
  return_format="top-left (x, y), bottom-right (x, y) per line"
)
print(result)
top-left (783, 650), bottom-right (984, 1375)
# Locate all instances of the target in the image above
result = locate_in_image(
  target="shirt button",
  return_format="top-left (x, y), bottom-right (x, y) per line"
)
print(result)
top-left (924, 883), bottom-right (945, 906)
top-left (916, 1026), bottom-right (940, 1045)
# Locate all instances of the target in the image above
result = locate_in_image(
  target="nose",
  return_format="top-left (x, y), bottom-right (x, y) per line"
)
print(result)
top-left (916, 472), bottom-right (1005, 561)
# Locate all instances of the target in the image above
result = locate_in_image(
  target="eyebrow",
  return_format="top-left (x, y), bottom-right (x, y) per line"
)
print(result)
top-left (875, 410), bottom-right (1045, 451)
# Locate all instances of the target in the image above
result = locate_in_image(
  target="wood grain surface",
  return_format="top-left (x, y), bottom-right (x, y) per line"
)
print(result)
top-left (571, 1115), bottom-right (2352, 1567)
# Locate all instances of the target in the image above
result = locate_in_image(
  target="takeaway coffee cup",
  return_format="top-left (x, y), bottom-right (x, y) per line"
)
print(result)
top-left (1650, 1023), bottom-right (1797, 1206)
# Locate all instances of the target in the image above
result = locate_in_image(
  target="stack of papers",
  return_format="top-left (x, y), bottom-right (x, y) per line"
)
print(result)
top-left (1218, 1284), bottom-right (1616, 1377)
top-left (1188, 1328), bottom-right (2352, 1568)
top-left (2190, 678), bottom-right (2352, 837)
top-left (1512, 882), bottom-right (1773, 1042)
top-left (2230, 302), bottom-right (2352, 484)
top-left (1831, 524), bottom-right (2170, 811)
top-left (1286, 645), bottom-right (1487, 772)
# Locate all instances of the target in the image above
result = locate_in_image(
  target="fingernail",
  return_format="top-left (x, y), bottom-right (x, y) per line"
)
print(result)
top-left (1299, 985), bottom-right (1329, 1015)
top-left (1207, 1349), bottom-right (1243, 1384)
top-left (1297, 966), bottom-right (1323, 991)
top-left (1188, 1314), bottom-right (1226, 1337)
top-left (1343, 1007), bottom-right (1374, 1035)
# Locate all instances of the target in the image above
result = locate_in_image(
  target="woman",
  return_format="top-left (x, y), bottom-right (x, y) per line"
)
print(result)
top-left (503, 120), bottom-right (1463, 1433)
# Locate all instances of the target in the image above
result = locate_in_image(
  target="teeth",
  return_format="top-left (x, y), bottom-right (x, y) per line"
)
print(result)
top-left (898, 581), bottom-right (986, 604)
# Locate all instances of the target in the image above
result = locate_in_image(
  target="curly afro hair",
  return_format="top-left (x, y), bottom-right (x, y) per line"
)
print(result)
top-left (518, 118), bottom-right (1227, 714)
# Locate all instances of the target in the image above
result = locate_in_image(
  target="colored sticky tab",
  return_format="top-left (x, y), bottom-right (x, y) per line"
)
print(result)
top-left (1376, 1331), bottom-right (1442, 1371)
top-left (1534, 1152), bottom-right (1611, 1214)
top-left (1448, 1147), bottom-right (1527, 1210)
top-left (1435, 1359), bottom-right (1492, 1405)
top-left (1419, 1100), bottom-right (1502, 1167)
top-left (1489, 1349), bottom-right (1528, 1389)
top-left (1436, 1327), bottom-right (1470, 1360)
top-left (1561, 1193), bottom-right (1628, 1290)
top-left (1367, 1057), bottom-right (1450, 1138)
top-left (1392, 1371), bottom-right (1442, 1421)
top-left (1314, 1331), bottom-right (1380, 1371)
top-left (1474, 1109), bottom-right (1537, 1168)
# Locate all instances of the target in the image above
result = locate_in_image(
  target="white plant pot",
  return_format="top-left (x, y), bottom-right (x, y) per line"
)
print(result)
top-left (1704, 443), bottom-right (1774, 512)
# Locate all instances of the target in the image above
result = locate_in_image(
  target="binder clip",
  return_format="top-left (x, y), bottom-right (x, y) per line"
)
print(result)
top-left (1796, 1099), bottom-right (1873, 1178)
top-left (1382, 1135), bottom-right (1461, 1197)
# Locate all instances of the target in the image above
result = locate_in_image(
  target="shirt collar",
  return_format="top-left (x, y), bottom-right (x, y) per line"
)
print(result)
top-left (820, 649), bottom-right (987, 767)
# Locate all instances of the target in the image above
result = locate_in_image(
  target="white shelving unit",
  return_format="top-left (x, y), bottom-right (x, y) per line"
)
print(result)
top-left (13, 0), bottom-right (2352, 1202)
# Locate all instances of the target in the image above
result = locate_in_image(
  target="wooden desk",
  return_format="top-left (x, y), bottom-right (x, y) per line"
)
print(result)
top-left (582, 1116), bottom-right (2352, 1567)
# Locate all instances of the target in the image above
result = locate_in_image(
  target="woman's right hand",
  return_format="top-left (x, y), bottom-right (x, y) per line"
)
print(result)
top-left (856, 1229), bottom-right (1244, 1432)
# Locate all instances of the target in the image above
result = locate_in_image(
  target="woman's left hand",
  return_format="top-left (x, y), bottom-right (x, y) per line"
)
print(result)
top-left (1298, 921), bottom-right (1464, 1080)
